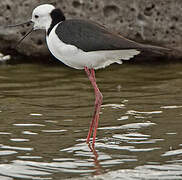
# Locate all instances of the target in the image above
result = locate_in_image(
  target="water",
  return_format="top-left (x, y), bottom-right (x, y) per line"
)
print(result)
top-left (0, 62), bottom-right (182, 179)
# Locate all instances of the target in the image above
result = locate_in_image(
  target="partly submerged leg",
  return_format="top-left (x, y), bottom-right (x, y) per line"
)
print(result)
top-left (84, 66), bottom-right (103, 145)
top-left (90, 68), bottom-right (103, 145)
top-left (84, 67), bottom-right (95, 143)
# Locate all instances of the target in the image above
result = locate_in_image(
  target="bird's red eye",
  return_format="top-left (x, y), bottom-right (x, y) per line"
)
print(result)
top-left (35, 15), bottom-right (39, 18)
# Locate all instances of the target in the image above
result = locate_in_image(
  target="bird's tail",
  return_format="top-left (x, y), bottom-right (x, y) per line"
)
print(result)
top-left (138, 43), bottom-right (171, 55)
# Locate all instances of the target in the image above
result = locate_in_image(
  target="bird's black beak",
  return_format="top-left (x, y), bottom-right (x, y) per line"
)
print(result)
top-left (7, 20), bottom-right (33, 27)
top-left (16, 27), bottom-right (34, 47)
top-left (7, 20), bottom-right (34, 47)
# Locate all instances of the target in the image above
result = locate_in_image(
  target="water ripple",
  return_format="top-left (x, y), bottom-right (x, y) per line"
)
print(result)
top-left (0, 150), bottom-right (17, 156)
top-left (14, 124), bottom-right (45, 127)
top-left (127, 110), bottom-right (163, 115)
top-left (102, 104), bottom-right (125, 109)
top-left (10, 139), bottom-right (29, 142)
top-left (161, 105), bottom-right (182, 109)
top-left (99, 122), bottom-right (156, 130)
top-left (162, 149), bottom-right (182, 157)
top-left (0, 144), bottom-right (33, 151)
top-left (0, 161), bottom-right (51, 179)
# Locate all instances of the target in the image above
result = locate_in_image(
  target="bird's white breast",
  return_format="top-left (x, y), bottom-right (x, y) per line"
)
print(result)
top-left (46, 23), bottom-right (140, 70)
top-left (46, 23), bottom-right (84, 69)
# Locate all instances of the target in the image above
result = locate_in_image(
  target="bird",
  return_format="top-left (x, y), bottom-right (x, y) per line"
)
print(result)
top-left (9, 4), bottom-right (169, 146)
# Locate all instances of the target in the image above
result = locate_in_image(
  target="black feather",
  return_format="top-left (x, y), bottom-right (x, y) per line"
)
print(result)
top-left (47, 8), bottom-right (65, 36)
top-left (54, 19), bottom-right (170, 53)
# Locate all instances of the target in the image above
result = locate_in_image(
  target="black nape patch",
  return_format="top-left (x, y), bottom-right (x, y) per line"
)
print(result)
top-left (51, 8), bottom-right (65, 22)
top-left (47, 8), bottom-right (65, 36)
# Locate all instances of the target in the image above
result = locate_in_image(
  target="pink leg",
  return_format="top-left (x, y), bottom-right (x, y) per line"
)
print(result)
top-left (84, 67), bottom-right (95, 142)
top-left (84, 66), bottom-right (103, 145)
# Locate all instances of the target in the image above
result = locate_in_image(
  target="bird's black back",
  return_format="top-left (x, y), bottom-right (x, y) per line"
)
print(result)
top-left (54, 19), bottom-right (143, 52)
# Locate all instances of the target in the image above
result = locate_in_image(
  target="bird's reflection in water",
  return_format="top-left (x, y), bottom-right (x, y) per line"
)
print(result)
top-left (88, 143), bottom-right (105, 175)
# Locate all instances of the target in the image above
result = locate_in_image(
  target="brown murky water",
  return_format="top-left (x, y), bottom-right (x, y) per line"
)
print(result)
top-left (0, 61), bottom-right (182, 179)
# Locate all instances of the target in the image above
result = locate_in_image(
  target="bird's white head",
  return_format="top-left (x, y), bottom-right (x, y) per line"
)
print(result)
top-left (31, 4), bottom-right (65, 32)
top-left (8, 4), bottom-right (66, 46)
top-left (31, 4), bottom-right (55, 30)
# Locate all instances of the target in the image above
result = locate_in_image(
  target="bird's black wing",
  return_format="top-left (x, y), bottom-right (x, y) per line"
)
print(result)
top-left (55, 19), bottom-right (143, 52)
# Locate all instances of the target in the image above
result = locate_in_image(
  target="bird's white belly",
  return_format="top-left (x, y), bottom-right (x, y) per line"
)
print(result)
top-left (47, 32), bottom-right (89, 69)
top-left (46, 24), bottom-right (140, 70)
top-left (46, 28), bottom-right (109, 69)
